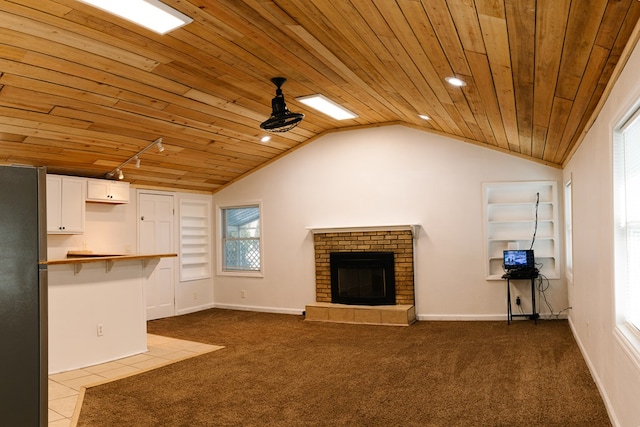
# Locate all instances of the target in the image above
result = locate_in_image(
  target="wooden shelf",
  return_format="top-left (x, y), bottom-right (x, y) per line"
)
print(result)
top-left (43, 253), bottom-right (177, 265)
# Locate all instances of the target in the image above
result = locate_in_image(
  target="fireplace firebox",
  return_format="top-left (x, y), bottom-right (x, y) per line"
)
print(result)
top-left (330, 252), bottom-right (396, 305)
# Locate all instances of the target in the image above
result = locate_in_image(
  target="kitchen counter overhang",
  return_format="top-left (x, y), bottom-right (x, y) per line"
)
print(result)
top-left (44, 252), bottom-right (177, 265)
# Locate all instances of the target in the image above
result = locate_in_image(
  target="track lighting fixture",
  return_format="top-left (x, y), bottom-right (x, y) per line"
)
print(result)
top-left (105, 137), bottom-right (165, 180)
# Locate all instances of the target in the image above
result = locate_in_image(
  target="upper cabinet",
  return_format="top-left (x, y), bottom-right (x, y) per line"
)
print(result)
top-left (47, 175), bottom-right (85, 234)
top-left (86, 179), bottom-right (130, 203)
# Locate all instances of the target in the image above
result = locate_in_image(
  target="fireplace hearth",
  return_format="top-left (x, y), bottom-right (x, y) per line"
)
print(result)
top-left (330, 252), bottom-right (395, 305)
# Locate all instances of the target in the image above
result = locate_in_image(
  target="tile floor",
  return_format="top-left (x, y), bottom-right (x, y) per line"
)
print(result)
top-left (48, 334), bottom-right (224, 426)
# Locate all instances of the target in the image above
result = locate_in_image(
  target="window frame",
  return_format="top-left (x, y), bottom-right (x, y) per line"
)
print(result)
top-left (216, 202), bottom-right (264, 277)
top-left (613, 104), bottom-right (640, 363)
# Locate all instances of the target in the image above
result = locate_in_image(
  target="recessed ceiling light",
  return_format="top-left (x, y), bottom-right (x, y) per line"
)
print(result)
top-left (419, 114), bottom-right (431, 121)
top-left (77, 0), bottom-right (193, 35)
top-left (296, 94), bottom-right (358, 120)
top-left (260, 136), bottom-right (271, 143)
top-left (445, 76), bottom-right (467, 87)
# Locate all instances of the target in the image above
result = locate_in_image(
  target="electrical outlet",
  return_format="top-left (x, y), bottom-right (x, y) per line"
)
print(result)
top-left (97, 323), bottom-right (104, 337)
top-left (193, 292), bottom-right (198, 301)
top-left (516, 296), bottom-right (521, 306)
top-left (241, 290), bottom-right (246, 298)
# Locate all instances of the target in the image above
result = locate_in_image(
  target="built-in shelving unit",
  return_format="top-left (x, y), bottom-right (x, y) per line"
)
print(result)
top-left (483, 181), bottom-right (560, 280)
top-left (179, 200), bottom-right (211, 281)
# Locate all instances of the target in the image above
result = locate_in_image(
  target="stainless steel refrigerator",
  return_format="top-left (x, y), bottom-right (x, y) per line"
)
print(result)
top-left (0, 165), bottom-right (48, 426)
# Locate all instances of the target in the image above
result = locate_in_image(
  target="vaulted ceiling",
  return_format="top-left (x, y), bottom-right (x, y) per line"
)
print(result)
top-left (1, 0), bottom-right (639, 193)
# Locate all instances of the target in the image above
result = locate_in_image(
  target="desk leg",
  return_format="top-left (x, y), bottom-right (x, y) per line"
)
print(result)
top-left (507, 279), bottom-right (511, 324)
top-left (531, 277), bottom-right (537, 324)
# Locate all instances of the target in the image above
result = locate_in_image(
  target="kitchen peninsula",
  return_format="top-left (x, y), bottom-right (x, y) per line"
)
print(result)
top-left (46, 252), bottom-right (177, 374)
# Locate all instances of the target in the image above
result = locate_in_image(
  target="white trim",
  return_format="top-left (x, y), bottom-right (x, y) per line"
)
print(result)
top-left (214, 303), bottom-right (304, 316)
top-left (216, 201), bottom-right (264, 278)
top-left (176, 303), bottom-right (216, 316)
top-left (614, 324), bottom-right (640, 375)
top-left (416, 313), bottom-right (569, 321)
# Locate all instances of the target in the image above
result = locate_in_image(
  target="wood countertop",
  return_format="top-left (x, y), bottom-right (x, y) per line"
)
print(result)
top-left (43, 253), bottom-right (177, 265)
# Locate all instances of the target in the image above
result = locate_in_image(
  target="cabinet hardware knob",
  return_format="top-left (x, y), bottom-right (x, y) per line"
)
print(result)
top-left (141, 216), bottom-right (144, 221)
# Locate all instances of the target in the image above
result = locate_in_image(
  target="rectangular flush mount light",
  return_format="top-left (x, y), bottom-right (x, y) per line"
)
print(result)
top-left (296, 94), bottom-right (358, 120)
top-left (77, 0), bottom-right (193, 35)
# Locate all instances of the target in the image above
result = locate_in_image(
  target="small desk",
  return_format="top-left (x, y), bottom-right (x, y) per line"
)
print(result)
top-left (503, 271), bottom-right (539, 324)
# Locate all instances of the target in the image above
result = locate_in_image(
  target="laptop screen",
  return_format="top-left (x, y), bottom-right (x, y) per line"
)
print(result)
top-left (503, 249), bottom-right (535, 270)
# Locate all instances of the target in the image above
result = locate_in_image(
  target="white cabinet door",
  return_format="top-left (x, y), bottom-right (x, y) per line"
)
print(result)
top-left (60, 178), bottom-right (85, 233)
top-left (86, 179), bottom-right (130, 203)
top-left (86, 179), bottom-right (109, 201)
top-left (108, 181), bottom-right (130, 203)
top-left (46, 175), bottom-right (85, 234)
top-left (46, 176), bottom-right (62, 234)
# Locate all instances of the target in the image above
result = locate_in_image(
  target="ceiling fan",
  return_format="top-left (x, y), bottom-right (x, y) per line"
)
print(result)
top-left (260, 77), bottom-right (304, 132)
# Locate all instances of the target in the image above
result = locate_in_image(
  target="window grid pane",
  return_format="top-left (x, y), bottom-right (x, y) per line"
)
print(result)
top-left (224, 238), bottom-right (260, 271)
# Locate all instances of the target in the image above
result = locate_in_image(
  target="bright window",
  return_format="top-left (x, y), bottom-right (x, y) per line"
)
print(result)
top-left (221, 205), bottom-right (261, 273)
top-left (564, 179), bottom-right (573, 280)
top-left (614, 107), bottom-right (640, 336)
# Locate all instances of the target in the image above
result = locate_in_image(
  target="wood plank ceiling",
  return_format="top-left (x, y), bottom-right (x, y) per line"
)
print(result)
top-left (1, 0), bottom-right (639, 193)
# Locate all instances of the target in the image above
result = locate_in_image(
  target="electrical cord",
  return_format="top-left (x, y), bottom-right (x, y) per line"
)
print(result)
top-left (530, 192), bottom-right (540, 250)
top-left (536, 273), bottom-right (554, 317)
top-left (537, 271), bottom-right (573, 319)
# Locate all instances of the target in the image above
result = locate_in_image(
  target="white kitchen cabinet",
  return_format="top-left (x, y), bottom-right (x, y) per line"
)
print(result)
top-left (86, 179), bottom-right (130, 203)
top-left (482, 181), bottom-right (560, 280)
top-left (46, 175), bottom-right (85, 234)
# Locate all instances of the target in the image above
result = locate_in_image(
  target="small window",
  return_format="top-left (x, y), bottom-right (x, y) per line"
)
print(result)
top-left (221, 205), bottom-right (261, 273)
top-left (564, 179), bottom-right (573, 280)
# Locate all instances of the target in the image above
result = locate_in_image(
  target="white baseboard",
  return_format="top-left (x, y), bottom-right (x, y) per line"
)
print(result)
top-left (213, 303), bottom-right (304, 316)
top-left (416, 313), bottom-right (569, 321)
top-left (176, 302), bottom-right (215, 316)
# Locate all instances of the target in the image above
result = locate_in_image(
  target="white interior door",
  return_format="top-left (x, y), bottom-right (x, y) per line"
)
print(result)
top-left (139, 192), bottom-right (175, 320)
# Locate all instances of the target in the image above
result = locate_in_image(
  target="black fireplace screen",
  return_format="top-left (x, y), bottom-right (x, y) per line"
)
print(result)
top-left (330, 252), bottom-right (396, 305)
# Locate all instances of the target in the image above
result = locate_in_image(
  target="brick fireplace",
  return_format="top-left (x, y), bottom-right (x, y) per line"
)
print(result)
top-left (305, 226), bottom-right (417, 326)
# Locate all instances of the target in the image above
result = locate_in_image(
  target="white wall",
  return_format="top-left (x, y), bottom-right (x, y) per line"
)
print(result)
top-left (212, 125), bottom-right (565, 319)
top-left (562, 36), bottom-right (640, 426)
